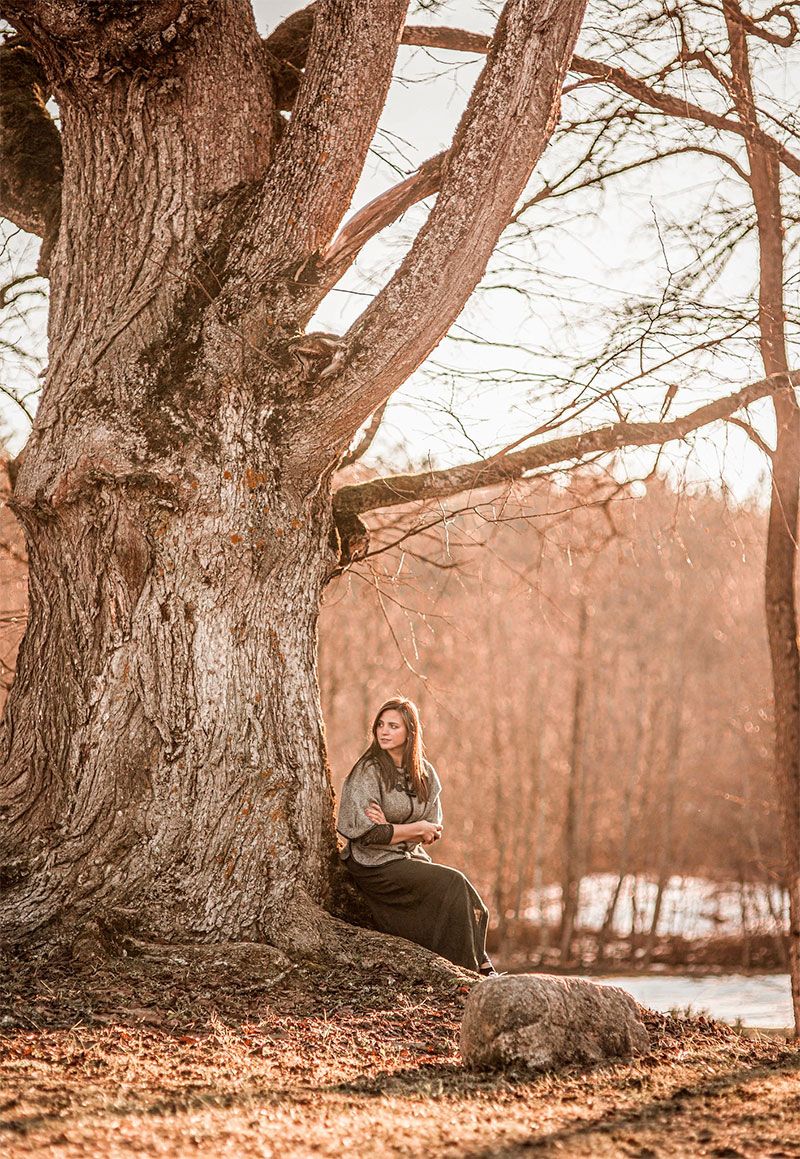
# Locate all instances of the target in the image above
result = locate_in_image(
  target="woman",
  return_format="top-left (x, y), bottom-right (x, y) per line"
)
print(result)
top-left (336, 696), bottom-right (496, 975)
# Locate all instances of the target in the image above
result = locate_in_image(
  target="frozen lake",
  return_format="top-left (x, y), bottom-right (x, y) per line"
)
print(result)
top-left (593, 973), bottom-right (792, 1029)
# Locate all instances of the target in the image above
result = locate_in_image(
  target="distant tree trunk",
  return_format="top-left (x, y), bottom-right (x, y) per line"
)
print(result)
top-left (628, 875), bottom-right (642, 962)
top-left (512, 679), bottom-right (547, 921)
top-left (763, 879), bottom-right (790, 969)
top-left (560, 597), bottom-right (590, 964)
top-left (642, 660), bottom-right (683, 969)
top-left (725, 1), bottom-right (800, 1034)
top-left (532, 797), bottom-right (551, 949)
top-left (488, 618), bottom-right (511, 945)
top-left (742, 762), bottom-right (789, 968)
top-left (597, 667), bottom-right (648, 963)
top-left (577, 678), bottom-right (599, 884)
top-left (738, 876), bottom-right (752, 971)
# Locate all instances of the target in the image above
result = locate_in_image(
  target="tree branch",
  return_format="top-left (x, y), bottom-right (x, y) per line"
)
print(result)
top-left (334, 370), bottom-right (800, 517)
top-left (318, 150), bottom-right (445, 290)
top-left (0, 37), bottom-right (62, 266)
top-left (726, 0), bottom-right (799, 46)
top-left (251, 0), bottom-right (409, 275)
top-left (513, 145), bottom-right (749, 218)
top-left (303, 0), bottom-right (588, 464)
top-left (401, 24), bottom-right (800, 178)
top-left (726, 414), bottom-right (774, 458)
top-left (570, 53), bottom-right (800, 179)
top-left (400, 25), bottom-right (491, 53)
top-left (262, 4), bottom-right (316, 111)
top-left (338, 401), bottom-right (389, 469)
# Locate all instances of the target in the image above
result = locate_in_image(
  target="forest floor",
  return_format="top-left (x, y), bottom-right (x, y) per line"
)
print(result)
top-left (1, 941), bottom-right (799, 1159)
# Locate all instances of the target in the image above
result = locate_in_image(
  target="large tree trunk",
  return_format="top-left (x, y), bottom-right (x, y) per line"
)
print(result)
top-left (3, 450), bottom-right (337, 942)
top-left (0, 2), bottom-right (341, 945)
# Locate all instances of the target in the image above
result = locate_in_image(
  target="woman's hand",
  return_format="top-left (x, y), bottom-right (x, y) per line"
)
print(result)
top-left (365, 801), bottom-right (387, 826)
top-left (418, 820), bottom-right (443, 845)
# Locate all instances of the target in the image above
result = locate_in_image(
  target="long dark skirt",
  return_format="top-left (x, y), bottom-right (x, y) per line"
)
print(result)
top-left (345, 854), bottom-right (489, 972)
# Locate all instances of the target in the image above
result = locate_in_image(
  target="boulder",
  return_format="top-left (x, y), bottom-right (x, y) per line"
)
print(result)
top-left (460, 973), bottom-right (650, 1071)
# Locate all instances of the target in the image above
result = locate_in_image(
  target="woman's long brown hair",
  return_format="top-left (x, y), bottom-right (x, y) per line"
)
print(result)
top-left (357, 697), bottom-right (429, 803)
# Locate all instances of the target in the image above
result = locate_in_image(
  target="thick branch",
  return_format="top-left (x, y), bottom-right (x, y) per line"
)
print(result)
top-left (319, 150), bottom-right (444, 288)
top-left (400, 25), bottom-right (491, 53)
top-left (251, 0), bottom-right (408, 272)
top-left (262, 4), bottom-right (316, 111)
top-left (334, 370), bottom-right (800, 517)
top-left (0, 37), bottom-right (62, 257)
top-left (571, 54), bottom-right (800, 178)
top-left (338, 401), bottom-right (389, 469)
top-left (307, 0), bottom-right (588, 460)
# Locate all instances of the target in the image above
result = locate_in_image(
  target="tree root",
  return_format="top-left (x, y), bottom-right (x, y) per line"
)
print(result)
top-left (1, 888), bottom-right (475, 1010)
top-left (273, 891), bottom-right (475, 991)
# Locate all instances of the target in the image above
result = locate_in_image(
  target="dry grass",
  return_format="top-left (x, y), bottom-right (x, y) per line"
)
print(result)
top-left (1, 943), bottom-right (799, 1157)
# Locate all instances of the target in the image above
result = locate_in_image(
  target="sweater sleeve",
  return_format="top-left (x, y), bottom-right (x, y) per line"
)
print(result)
top-left (359, 822), bottom-right (394, 846)
top-left (336, 759), bottom-right (383, 842)
top-left (422, 761), bottom-right (443, 828)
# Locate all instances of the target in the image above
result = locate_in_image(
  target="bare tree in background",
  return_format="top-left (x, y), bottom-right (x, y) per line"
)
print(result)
top-left (558, 0), bottom-right (800, 1035)
top-left (559, 594), bottom-right (589, 964)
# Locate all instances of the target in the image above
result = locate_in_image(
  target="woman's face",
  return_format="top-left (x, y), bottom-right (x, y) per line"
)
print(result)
top-left (376, 709), bottom-right (408, 758)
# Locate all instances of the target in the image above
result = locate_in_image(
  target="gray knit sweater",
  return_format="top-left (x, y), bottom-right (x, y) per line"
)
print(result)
top-left (336, 755), bottom-right (443, 866)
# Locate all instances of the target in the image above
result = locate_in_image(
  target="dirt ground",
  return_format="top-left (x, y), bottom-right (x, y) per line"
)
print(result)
top-left (1, 942), bottom-right (798, 1158)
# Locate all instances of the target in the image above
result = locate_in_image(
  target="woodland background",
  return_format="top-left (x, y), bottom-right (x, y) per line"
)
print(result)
top-left (322, 466), bottom-right (784, 969)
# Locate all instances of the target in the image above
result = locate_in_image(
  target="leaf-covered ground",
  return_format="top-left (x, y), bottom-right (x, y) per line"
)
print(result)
top-left (1, 944), bottom-right (799, 1157)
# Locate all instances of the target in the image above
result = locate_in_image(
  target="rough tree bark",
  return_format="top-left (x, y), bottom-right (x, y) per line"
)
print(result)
top-left (0, 0), bottom-right (589, 950)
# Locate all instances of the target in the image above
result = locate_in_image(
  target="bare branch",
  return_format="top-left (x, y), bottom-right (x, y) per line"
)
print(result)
top-left (262, 4), bottom-right (316, 111)
top-left (318, 150), bottom-right (445, 290)
top-left (400, 22), bottom-right (800, 177)
top-left (400, 25), bottom-right (491, 53)
top-left (514, 145), bottom-right (750, 217)
top-left (305, 0), bottom-right (588, 464)
top-left (570, 53), bottom-right (800, 179)
top-left (726, 414), bottom-right (774, 458)
top-left (334, 370), bottom-right (800, 517)
top-left (338, 401), bottom-right (389, 469)
top-left (252, 0), bottom-right (408, 275)
top-left (725, 0), bottom-right (799, 46)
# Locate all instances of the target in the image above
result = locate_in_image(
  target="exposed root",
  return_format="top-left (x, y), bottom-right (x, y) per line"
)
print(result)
top-left (274, 891), bottom-right (475, 991)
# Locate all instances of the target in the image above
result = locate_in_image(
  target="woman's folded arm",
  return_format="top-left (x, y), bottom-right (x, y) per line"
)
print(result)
top-left (357, 820), bottom-right (438, 847)
top-left (359, 822), bottom-right (395, 846)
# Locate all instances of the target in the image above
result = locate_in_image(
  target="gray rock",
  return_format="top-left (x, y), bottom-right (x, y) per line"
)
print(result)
top-left (460, 973), bottom-right (650, 1071)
